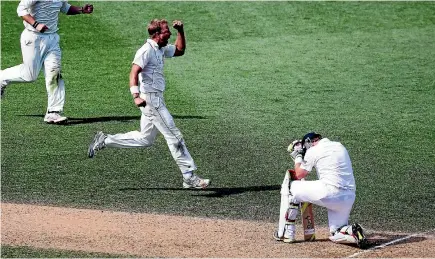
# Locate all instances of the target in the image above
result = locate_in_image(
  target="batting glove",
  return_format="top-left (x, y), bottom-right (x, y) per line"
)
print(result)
top-left (288, 139), bottom-right (303, 160)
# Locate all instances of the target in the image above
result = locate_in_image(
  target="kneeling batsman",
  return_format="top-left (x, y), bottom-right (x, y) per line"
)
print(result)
top-left (274, 132), bottom-right (368, 249)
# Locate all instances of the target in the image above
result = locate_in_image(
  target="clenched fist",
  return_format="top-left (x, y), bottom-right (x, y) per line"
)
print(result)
top-left (82, 4), bottom-right (94, 14)
top-left (36, 23), bottom-right (49, 33)
top-left (172, 20), bottom-right (184, 32)
top-left (134, 97), bottom-right (146, 107)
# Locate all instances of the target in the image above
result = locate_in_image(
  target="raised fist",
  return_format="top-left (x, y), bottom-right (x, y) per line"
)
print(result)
top-left (172, 20), bottom-right (184, 31)
top-left (83, 4), bottom-right (94, 14)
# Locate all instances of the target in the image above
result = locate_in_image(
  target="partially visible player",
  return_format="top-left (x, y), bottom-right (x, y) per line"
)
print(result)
top-left (1, 0), bottom-right (94, 124)
top-left (274, 132), bottom-right (367, 249)
top-left (88, 19), bottom-right (210, 189)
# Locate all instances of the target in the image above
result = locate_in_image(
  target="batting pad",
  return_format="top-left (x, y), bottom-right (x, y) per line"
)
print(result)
top-left (278, 171), bottom-right (290, 237)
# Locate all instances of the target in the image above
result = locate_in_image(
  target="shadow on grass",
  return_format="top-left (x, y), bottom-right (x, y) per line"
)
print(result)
top-left (18, 114), bottom-right (206, 125)
top-left (119, 185), bottom-right (281, 197)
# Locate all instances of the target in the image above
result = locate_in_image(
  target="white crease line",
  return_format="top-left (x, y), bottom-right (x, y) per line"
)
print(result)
top-left (346, 228), bottom-right (435, 258)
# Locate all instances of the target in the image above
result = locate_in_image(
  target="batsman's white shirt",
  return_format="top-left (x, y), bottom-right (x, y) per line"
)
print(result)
top-left (17, 0), bottom-right (71, 34)
top-left (290, 138), bottom-right (357, 233)
top-left (133, 39), bottom-right (176, 93)
top-left (301, 138), bottom-right (356, 190)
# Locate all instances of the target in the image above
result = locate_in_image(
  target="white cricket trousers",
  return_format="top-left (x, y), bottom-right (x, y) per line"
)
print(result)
top-left (105, 92), bottom-right (197, 174)
top-left (0, 29), bottom-right (65, 112)
top-left (290, 180), bottom-right (356, 233)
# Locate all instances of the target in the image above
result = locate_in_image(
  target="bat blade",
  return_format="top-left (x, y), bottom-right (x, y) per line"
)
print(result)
top-left (301, 202), bottom-right (316, 241)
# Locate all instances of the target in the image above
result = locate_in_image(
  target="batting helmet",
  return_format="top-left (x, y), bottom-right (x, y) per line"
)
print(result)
top-left (301, 132), bottom-right (322, 153)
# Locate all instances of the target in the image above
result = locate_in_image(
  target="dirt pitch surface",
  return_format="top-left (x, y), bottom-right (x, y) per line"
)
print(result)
top-left (2, 203), bottom-right (434, 258)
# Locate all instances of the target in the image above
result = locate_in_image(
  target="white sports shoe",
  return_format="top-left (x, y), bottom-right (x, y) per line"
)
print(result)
top-left (44, 112), bottom-right (68, 124)
top-left (329, 223), bottom-right (367, 249)
top-left (88, 131), bottom-right (107, 158)
top-left (182, 173), bottom-right (210, 189)
top-left (352, 223), bottom-right (368, 249)
top-left (273, 229), bottom-right (296, 243)
top-left (273, 230), bottom-right (285, 241)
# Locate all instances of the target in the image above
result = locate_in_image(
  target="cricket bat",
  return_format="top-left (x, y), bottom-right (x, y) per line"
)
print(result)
top-left (301, 202), bottom-right (316, 241)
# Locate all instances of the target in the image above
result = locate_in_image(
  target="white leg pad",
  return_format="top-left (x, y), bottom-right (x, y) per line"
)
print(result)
top-left (277, 171), bottom-right (290, 237)
top-left (286, 202), bottom-right (299, 221)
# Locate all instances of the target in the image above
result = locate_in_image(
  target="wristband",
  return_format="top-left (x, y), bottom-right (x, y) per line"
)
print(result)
top-left (295, 156), bottom-right (303, 164)
top-left (130, 85), bottom-right (140, 95)
top-left (32, 21), bottom-right (40, 28)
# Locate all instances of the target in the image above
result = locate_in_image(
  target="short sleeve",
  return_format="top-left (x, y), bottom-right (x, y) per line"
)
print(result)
top-left (17, 0), bottom-right (37, 16)
top-left (132, 47), bottom-right (149, 68)
top-left (163, 45), bottom-right (176, 58)
top-left (60, 1), bottom-right (71, 13)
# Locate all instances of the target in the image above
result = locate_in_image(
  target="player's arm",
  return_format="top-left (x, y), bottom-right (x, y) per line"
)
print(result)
top-left (67, 4), bottom-right (93, 15)
top-left (20, 14), bottom-right (48, 32)
top-left (129, 64), bottom-right (146, 107)
top-left (288, 139), bottom-right (310, 180)
top-left (294, 162), bottom-right (309, 180)
top-left (172, 20), bottom-right (186, 57)
top-left (294, 150), bottom-right (314, 180)
top-left (17, 1), bottom-right (48, 32)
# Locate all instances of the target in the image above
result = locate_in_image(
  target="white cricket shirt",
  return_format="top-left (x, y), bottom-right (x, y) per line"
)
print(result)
top-left (17, 0), bottom-right (71, 34)
top-left (132, 39), bottom-right (176, 93)
top-left (301, 138), bottom-right (356, 190)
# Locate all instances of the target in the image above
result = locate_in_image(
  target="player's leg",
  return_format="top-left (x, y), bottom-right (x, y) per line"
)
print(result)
top-left (323, 191), bottom-right (355, 233)
top-left (291, 181), bottom-right (367, 248)
top-left (290, 180), bottom-right (330, 206)
top-left (1, 30), bottom-right (44, 97)
top-left (283, 196), bottom-right (299, 243)
top-left (275, 170), bottom-right (299, 243)
top-left (282, 179), bottom-right (330, 243)
top-left (150, 93), bottom-right (209, 188)
top-left (42, 34), bottom-right (67, 124)
top-left (326, 194), bottom-right (367, 248)
top-left (88, 108), bottom-right (159, 158)
top-left (107, 111), bottom-right (158, 148)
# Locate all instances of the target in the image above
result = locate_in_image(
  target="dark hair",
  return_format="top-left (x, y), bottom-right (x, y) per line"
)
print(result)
top-left (147, 19), bottom-right (168, 37)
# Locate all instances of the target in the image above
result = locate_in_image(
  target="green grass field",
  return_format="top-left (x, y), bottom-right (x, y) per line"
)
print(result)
top-left (2, 1), bottom-right (435, 257)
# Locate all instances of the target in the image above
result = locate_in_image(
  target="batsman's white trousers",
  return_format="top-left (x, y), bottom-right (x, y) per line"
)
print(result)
top-left (1, 29), bottom-right (65, 112)
top-left (290, 180), bottom-right (356, 233)
top-left (105, 92), bottom-right (197, 174)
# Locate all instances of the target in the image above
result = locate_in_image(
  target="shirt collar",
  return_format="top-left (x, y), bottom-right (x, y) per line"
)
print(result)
top-left (147, 39), bottom-right (159, 49)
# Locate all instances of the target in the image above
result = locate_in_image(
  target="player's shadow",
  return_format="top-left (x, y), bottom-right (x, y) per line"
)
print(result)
top-left (362, 232), bottom-right (428, 249)
top-left (119, 185), bottom-right (281, 197)
top-left (18, 114), bottom-right (206, 125)
top-left (288, 239), bottom-right (331, 243)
